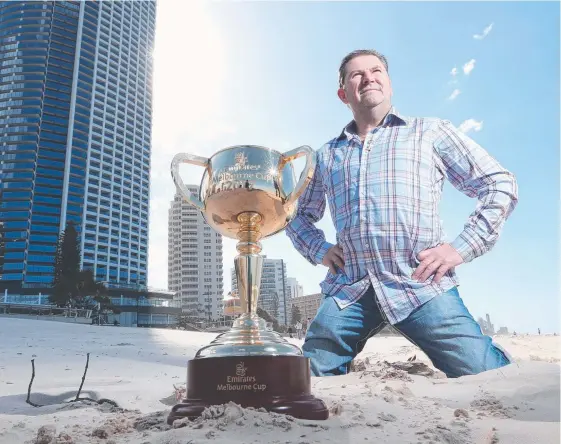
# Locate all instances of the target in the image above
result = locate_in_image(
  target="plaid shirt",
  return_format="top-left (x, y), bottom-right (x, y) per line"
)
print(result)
top-left (286, 108), bottom-right (518, 324)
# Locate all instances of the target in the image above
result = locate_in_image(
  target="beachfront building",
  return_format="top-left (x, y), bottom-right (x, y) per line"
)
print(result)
top-left (0, 1), bottom-right (156, 296)
top-left (290, 292), bottom-right (322, 323)
top-left (168, 187), bottom-right (224, 321)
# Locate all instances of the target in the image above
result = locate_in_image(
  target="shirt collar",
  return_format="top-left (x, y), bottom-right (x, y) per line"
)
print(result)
top-left (338, 106), bottom-right (408, 141)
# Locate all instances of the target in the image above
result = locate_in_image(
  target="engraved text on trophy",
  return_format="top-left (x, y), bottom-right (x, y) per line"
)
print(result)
top-left (206, 152), bottom-right (277, 197)
top-left (216, 361), bottom-right (267, 392)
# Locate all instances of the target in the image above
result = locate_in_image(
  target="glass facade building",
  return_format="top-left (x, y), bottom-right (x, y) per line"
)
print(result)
top-left (0, 1), bottom-right (155, 291)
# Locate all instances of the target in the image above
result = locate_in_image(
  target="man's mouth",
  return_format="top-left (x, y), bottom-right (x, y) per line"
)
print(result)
top-left (360, 88), bottom-right (380, 94)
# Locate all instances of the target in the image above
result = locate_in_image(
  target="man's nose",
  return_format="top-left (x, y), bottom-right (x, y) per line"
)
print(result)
top-left (362, 71), bottom-right (376, 84)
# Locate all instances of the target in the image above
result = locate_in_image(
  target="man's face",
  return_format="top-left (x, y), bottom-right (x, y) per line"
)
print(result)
top-left (337, 55), bottom-right (392, 112)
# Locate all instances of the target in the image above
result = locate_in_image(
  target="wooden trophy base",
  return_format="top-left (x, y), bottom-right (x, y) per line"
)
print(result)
top-left (167, 355), bottom-right (329, 424)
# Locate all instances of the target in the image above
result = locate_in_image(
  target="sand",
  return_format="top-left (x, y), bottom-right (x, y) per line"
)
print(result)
top-left (0, 318), bottom-right (559, 443)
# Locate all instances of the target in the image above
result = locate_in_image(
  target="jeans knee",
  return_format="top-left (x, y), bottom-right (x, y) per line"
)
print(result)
top-left (492, 342), bottom-right (512, 365)
top-left (446, 345), bottom-right (511, 378)
top-left (302, 337), bottom-right (346, 376)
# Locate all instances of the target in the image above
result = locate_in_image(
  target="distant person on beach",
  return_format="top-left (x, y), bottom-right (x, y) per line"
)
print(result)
top-left (304, 317), bottom-right (312, 336)
top-left (295, 321), bottom-right (303, 339)
top-left (286, 49), bottom-right (518, 378)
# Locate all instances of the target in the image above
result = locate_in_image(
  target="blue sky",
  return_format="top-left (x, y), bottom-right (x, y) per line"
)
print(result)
top-left (150, 1), bottom-right (559, 334)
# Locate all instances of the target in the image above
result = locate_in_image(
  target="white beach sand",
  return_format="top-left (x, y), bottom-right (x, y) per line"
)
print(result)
top-left (0, 317), bottom-right (559, 443)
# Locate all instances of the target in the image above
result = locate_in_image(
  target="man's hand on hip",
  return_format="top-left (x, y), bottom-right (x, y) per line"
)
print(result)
top-left (322, 245), bottom-right (344, 275)
top-left (412, 243), bottom-right (464, 284)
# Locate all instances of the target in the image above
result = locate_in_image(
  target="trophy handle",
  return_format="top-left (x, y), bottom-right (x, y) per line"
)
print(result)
top-left (170, 153), bottom-right (209, 211)
top-left (281, 145), bottom-right (317, 206)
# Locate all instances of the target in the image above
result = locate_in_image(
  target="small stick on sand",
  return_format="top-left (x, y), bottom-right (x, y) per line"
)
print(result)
top-left (75, 352), bottom-right (90, 401)
top-left (25, 354), bottom-right (116, 408)
top-left (26, 359), bottom-right (41, 407)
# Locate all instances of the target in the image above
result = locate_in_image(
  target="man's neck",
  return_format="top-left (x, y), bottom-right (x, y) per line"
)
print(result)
top-left (353, 103), bottom-right (392, 141)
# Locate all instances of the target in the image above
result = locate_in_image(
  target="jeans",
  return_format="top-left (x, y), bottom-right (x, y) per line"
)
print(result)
top-left (303, 286), bottom-right (511, 378)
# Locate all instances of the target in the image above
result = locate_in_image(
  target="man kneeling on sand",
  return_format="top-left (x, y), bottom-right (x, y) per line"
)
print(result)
top-left (286, 49), bottom-right (518, 378)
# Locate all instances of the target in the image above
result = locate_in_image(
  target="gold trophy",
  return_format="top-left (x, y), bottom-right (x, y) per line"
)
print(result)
top-left (168, 145), bottom-right (329, 423)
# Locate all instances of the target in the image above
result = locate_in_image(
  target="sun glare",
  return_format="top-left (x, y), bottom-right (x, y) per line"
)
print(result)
top-left (152, 0), bottom-right (225, 149)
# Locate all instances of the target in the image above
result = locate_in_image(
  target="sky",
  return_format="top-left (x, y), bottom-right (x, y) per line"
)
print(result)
top-left (148, 1), bottom-right (560, 334)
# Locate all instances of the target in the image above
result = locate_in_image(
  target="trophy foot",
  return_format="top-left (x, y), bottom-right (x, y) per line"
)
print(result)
top-left (167, 393), bottom-right (329, 424)
top-left (167, 400), bottom-right (207, 424)
top-left (166, 355), bottom-right (329, 425)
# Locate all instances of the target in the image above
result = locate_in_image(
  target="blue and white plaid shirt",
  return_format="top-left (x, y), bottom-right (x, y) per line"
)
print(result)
top-left (286, 108), bottom-right (518, 324)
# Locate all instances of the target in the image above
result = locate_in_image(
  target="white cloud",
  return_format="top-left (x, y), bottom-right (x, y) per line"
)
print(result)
top-left (448, 89), bottom-right (461, 100)
top-left (473, 23), bottom-right (494, 40)
top-left (450, 66), bottom-right (458, 77)
top-left (463, 59), bottom-right (476, 75)
top-left (458, 119), bottom-right (483, 134)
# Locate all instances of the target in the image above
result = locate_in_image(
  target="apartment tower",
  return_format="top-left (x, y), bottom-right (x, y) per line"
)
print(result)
top-left (0, 1), bottom-right (156, 292)
top-left (168, 187), bottom-right (224, 321)
top-left (287, 277), bottom-right (303, 300)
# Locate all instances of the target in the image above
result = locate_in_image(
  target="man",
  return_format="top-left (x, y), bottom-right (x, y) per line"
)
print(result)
top-left (286, 49), bottom-right (518, 378)
top-left (295, 321), bottom-right (303, 339)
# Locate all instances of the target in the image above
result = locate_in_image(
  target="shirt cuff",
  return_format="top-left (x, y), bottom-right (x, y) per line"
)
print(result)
top-left (311, 241), bottom-right (335, 265)
top-left (450, 229), bottom-right (484, 264)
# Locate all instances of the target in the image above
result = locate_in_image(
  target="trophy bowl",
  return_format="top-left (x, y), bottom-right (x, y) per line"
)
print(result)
top-left (172, 145), bottom-right (309, 239)
top-left (167, 144), bottom-right (329, 424)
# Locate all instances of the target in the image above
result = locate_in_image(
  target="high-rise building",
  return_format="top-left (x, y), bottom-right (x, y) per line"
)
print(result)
top-left (287, 277), bottom-right (303, 300)
top-left (0, 1), bottom-right (156, 291)
top-left (168, 187), bottom-right (224, 321)
top-left (0, 220), bottom-right (4, 273)
top-left (230, 256), bottom-right (289, 325)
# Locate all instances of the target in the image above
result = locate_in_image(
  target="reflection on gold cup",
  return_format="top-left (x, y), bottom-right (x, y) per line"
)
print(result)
top-left (222, 291), bottom-right (242, 317)
top-left (167, 144), bottom-right (329, 423)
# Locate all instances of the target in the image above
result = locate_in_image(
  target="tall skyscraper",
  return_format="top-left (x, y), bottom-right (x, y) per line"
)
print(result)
top-left (230, 256), bottom-right (289, 325)
top-left (168, 187), bottom-right (224, 321)
top-left (0, 1), bottom-right (155, 290)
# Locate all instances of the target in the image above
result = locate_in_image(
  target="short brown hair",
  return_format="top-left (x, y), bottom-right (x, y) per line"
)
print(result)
top-left (338, 49), bottom-right (389, 87)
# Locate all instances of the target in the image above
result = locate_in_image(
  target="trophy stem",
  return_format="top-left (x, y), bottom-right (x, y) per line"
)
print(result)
top-left (234, 212), bottom-right (264, 320)
top-left (235, 212), bottom-right (263, 255)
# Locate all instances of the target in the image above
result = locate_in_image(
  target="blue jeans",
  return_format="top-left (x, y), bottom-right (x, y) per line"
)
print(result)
top-left (303, 286), bottom-right (511, 378)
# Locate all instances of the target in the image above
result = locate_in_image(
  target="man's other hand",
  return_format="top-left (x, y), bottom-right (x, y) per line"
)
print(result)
top-left (322, 245), bottom-right (344, 275)
top-left (412, 243), bottom-right (464, 284)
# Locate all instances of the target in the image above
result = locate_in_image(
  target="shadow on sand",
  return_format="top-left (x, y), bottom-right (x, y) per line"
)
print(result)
top-left (0, 390), bottom-right (111, 416)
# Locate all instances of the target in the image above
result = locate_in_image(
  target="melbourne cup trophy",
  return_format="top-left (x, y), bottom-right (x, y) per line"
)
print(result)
top-left (167, 144), bottom-right (329, 424)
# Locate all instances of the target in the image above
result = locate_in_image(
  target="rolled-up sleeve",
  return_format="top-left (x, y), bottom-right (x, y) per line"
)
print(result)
top-left (285, 152), bottom-right (334, 265)
top-left (432, 119), bottom-right (519, 263)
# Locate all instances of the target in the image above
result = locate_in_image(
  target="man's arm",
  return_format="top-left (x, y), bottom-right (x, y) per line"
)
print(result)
top-left (413, 119), bottom-right (518, 283)
top-left (433, 119), bottom-right (519, 263)
top-left (285, 154), bottom-right (334, 266)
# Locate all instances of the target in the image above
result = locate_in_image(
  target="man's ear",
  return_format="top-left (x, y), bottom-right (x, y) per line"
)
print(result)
top-left (337, 87), bottom-right (348, 104)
